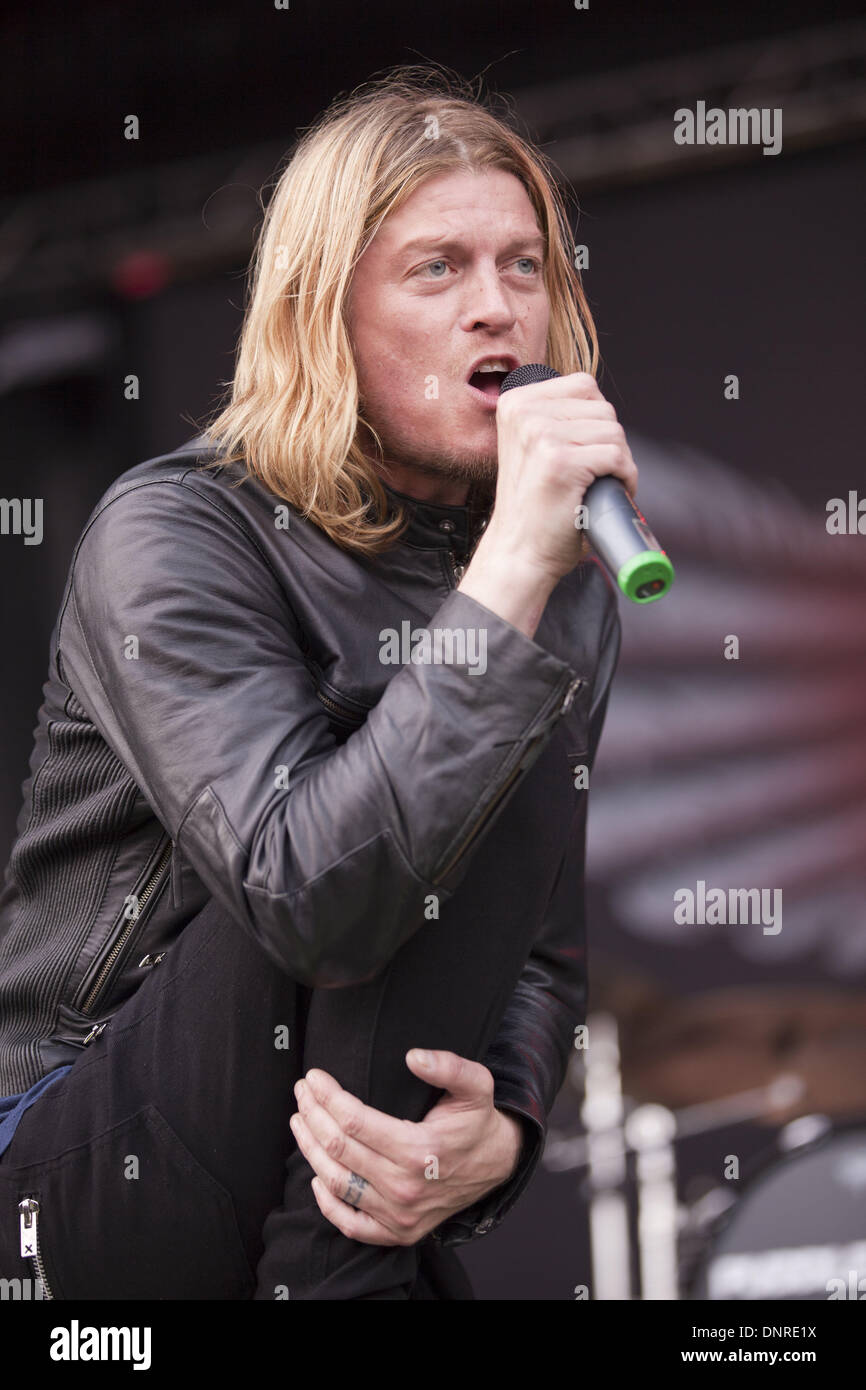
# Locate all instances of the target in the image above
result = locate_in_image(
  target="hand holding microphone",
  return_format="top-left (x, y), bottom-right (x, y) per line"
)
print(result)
top-left (488, 365), bottom-right (673, 603)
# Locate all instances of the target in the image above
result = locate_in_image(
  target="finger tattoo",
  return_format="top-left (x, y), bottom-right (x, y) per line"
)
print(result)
top-left (343, 1171), bottom-right (368, 1209)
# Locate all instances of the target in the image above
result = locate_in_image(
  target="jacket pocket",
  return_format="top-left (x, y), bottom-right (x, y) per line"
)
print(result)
top-left (72, 833), bottom-right (173, 1018)
top-left (45, 999), bottom-right (113, 1059)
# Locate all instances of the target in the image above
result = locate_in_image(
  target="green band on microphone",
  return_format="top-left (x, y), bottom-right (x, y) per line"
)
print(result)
top-left (616, 550), bottom-right (675, 603)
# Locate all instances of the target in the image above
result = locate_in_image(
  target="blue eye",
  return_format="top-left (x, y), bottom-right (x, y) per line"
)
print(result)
top-left (417, 256), bottom-right (541, 279)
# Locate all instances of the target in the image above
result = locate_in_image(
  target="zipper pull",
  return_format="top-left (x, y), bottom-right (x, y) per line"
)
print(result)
top-left (449, 547), bottom-right (466, 582)
top-left (559, 677), bottom-right (585, 716)
top-left (523, 676), bottom-right (586, 747)
top-left (83, 1020), bottom-right (107, 1046)
top-left (19, 1198), bottom-right (38, 1259)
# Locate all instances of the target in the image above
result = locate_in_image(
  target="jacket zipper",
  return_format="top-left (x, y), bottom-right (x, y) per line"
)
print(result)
top-left (78, 836), bottom-right (173, 1017)
top-left (432, 674), bottom-right (585, 885)
top-left (315, 688), bottom-right (366, 727)
top-left (18, 1198), bottom-right (54, 1300)
top-left (433, 757), bottom-right (525, 884)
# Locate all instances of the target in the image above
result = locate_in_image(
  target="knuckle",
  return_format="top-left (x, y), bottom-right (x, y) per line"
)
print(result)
top-left (324, 1131), bottom-right (346, 1162)
top-left (340, 1106), bottom-right (364, 1141)
top-left (449, 1053), bottom-right (466, 1085)
top-left (474, 1074), bottom-right (494, 1106)
top-left (392, 1178), bottom-right (420, 1207)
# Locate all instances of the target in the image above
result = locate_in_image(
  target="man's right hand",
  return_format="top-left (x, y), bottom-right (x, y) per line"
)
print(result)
top-left (459, 371), bottom-right (639, 639)
top-left (486, 369), bottom-right (639, 585)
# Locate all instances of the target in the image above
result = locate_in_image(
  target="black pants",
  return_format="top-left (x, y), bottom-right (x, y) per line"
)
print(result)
top-left (0, 746), bottom-right (564, 1300)
top-left (0, 894), bottom-right (473, 1300)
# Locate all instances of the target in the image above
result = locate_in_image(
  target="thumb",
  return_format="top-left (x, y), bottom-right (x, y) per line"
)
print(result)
top-left (405, 1048), bottom-right (494, 1102)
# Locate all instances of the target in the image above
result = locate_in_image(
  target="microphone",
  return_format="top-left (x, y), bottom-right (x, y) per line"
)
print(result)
top-left (499, 364), bottom-right (674, 604)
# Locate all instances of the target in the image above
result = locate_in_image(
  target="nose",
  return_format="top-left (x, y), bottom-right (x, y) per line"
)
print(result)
top-left (459, 260), bottom-right (518, 333)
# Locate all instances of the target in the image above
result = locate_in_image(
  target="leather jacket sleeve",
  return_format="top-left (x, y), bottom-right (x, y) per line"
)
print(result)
top-left (57, 476), bottom-right (585, 989)
top-left (432, 607), bottom-right (621, 1245)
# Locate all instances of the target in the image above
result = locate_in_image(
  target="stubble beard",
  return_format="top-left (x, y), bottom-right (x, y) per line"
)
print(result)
top-left (359, 414), bottom-right (499, 490)
top-left (387, 445), bottom-right (498, 488)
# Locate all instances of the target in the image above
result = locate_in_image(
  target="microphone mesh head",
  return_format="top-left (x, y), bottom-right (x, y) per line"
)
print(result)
top-left (500, 363), bottom-right (561, 393)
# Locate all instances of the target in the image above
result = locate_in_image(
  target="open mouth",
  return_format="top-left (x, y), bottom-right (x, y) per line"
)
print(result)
top-left (467, 369), bottom-right (509, 398)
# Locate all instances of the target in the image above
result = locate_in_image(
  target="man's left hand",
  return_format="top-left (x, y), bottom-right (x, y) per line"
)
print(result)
top-left (289, 1049), bottom-right (524, 1246)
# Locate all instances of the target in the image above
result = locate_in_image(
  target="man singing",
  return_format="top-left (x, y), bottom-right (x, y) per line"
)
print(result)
top-left (0, 66), bottom-right (635, 1299)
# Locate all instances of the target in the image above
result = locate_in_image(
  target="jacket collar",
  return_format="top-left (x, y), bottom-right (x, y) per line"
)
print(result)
top-left (379, 479), bottom-right (493, 561)
top-left (187, 436), bottom-right (493, 561)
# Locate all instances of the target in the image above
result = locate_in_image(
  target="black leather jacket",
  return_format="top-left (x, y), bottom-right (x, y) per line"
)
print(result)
top-left (0, 437), bottom-right (620, 1245)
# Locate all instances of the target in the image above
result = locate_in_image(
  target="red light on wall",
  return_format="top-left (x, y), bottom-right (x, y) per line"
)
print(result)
top-left (111, 250), bottom-right (172, 300)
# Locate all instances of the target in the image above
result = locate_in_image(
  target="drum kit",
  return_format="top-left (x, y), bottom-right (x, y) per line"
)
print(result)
top-left (542, 986), bottom-right (866, 1299)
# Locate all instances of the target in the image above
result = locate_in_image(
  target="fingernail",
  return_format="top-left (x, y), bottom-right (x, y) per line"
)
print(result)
top-left (411, 1049), bottom-right (432, 1069)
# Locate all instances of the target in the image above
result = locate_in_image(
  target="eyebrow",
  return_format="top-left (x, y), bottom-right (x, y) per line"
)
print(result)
top-left (397, 232), bottom-right (547, 261)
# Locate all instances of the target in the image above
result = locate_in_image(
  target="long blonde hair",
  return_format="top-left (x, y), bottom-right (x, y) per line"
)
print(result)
top-left (198, 64), bottom-right (599, 556)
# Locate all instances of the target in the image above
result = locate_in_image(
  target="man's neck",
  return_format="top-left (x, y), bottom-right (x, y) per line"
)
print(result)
top-left (373, 461), bottom-right (469, 508)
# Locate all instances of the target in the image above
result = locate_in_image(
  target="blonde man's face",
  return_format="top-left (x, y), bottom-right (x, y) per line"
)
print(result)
top-left (346, 167), bottom-right (550, 503)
